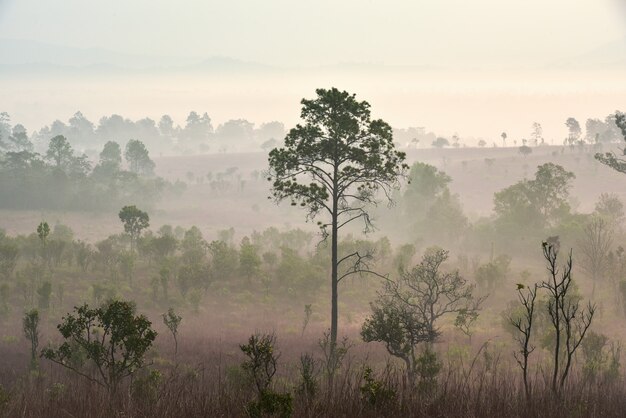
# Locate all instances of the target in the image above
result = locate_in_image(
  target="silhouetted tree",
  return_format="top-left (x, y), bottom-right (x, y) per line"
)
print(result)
top-left (267, 87), bottom-right (407, 358)
top-left (540, 240), bottom-right (595, 394)
top-left (518, 145), bottom-right (532, 157)
top-left (530, 122), bottom-right (543, 146)
top-left (565, 117), bottom-right (582, 146)
top-left (124, 139), bottom-right (155, 176)
top-left (158, 114), bottom-right (176, 137)
top-left (508, 283), bottom-right (538, 401)
top-left (23, 309), bottom-right (40, 370)
top-left (494, 163), bottom-right (575, 229)
top-left (162, 308), bottom-right (182, 357)
top-left (99, 141), bottom-right (122, 168)
top-left (431, 137), bottom-right (449, 148)
top-left (46, 135), bottom-right (74, 170)
top-left (119, 205), bottom-right (150, 252)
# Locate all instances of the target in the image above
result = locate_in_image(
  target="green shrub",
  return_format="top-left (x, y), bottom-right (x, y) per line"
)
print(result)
top-left (360, 366), bottom-right (396, 408)
top-left (246, 390), bottom-right (293, 418)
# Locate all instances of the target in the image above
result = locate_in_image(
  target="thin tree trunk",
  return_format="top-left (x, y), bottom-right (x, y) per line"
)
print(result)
top-left (330, 205), bottom-right (338, 352)
top-left (552, 302), bottom-right (560, 393)
top-left (329, 175), bottom-right (339, 389)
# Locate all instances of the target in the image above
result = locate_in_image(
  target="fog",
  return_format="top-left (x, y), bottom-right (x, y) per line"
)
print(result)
top-left (3, 67), bottom-right (626, 143)
top-left (2, 1), bottom-right (626, 417)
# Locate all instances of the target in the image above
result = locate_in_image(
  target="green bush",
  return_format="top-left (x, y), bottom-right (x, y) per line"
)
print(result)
top-left (360, 366), bottom-right (396, 408)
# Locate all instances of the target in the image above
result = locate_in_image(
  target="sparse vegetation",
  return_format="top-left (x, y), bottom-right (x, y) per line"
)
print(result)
top-left (1, 89), bottom-right (626, 417)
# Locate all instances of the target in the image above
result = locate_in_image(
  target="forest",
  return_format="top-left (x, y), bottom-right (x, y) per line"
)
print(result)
top-left (1, 86), bottom-right (626, 417)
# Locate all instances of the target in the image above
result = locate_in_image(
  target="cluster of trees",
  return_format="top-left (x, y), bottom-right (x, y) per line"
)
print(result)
top-left (436, 114), bottom-right (621, 151)
top-left (4, 109), bottom-right (624, 161)
top-left (0, 134), bottom-right (182, 210)
top-left (377, 155), bottom-right (625, 275)
top-left (398, 162), bottom-right (467, 244)
top-left (513, 115), bottom-right (620, 156)
top-left (493, 163), bottom-right (575, 231)
top-left (1, 111), bottom-right (286, 155)
top-left (0, 213), bottom-right (410, 318)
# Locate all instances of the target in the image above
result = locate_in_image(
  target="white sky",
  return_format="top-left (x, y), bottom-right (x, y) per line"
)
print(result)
top-left (0, 0), bottom-right (625, 67)
top-left (1, 0), bottom-right (626, 141)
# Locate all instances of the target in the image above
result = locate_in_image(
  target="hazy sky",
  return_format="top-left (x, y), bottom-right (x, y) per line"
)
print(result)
top-left (1, 0), bottom-right (626, 142)
top-left (1, 0), bottom-right (625, 67)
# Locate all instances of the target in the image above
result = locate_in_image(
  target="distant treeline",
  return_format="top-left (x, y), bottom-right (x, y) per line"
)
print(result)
top-left (0, 134), bottom-right (184, 211)
top-left (0, 111), bottom-right (287, 156)
top-left (2, 111), bottom-right (622, 157)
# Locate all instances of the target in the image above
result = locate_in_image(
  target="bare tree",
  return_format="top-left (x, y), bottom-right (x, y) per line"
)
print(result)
top-left (389, 248), bottom-right (485, 343)
top-left (508, 283), bottom-right (538, 401)
top-left (539, 240), bottom-right (596, 394)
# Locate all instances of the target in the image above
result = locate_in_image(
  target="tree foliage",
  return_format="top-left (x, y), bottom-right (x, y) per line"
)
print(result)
top-left (362, 248), bottom-right (482, 385)
top-left (125, 139), bottom-right (155, 176)
top-left (267, 87), bottom-right (407, 349)
top-left (0, 137), bottom-right (171, 211)
top-left (494, 163), bottom-right (575, 229)
top-left (119, 205), bottom-right (150, 252)
top-left (43, 300), bottom-right (157, 395)
top-left (595, 111), bottom-right (626, 173)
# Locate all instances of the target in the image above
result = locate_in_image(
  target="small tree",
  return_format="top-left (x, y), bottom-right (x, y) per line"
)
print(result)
top-left (454, 307), bottom-right (479, 343)
top-left (162, 308), bottom-right (182, 357)
top-left (124, 139), bottom-right (155, 176)
top-left (431, 137), bottom-right (450, 148)
top-left (37, 221), bottom-right (50, 247)
top-left (296, 353), bottom-right (319, 405)
top-left (362, 294), bottom-right (430, 385)
top-left (539, 240), bottom-right (595, 394)
top-left (99, 141), bottom-right (122, 169)
top-left (362, 248), bottom-right (483, 386)
top-left (118, 205), bottom-right (150, 252)
top-left (43, 300), bottom-right (157, 396)
top-left (239, 236), bottom-right (261, 281)
top-left (46, 135), bottom-right (74, 170)
top-left (240, 333), bottom-right (292, 418)
top-left (530, 122), bottom-right (543, 146)
top-left (578, 216), bottom-right (613, 297)
top-left (37, 221), bottom-right (50, 265)
top-left (389, 248), bottom-right (483, 345)
top-left (518, 145), bottom-right (532, 157)
top-left (23, 309), bottom-right (40, 370)
top-left (508, 283), bottom-right (538, 401)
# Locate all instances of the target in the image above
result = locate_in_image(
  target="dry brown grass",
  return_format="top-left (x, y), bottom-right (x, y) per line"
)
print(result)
top-left (0, 316), bottom-right (625, 418)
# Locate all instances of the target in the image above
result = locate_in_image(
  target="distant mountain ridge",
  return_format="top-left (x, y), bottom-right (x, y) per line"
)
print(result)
top-left (0, 38), bottom-right (272, 73)
top-left (3, 37), bottom-right (626, 75)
